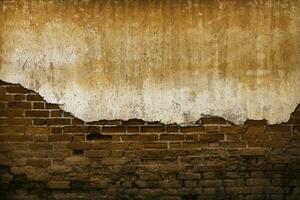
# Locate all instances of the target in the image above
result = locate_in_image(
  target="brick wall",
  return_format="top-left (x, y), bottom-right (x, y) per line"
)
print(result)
top-left (0, 80), bottom-right (299, 200)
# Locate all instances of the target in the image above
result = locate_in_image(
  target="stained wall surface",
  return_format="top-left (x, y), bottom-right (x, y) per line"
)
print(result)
top-left (0, 0), bottom-right (299, 124)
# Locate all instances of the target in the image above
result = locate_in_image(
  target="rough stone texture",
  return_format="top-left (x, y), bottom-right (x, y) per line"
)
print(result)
top-left (1, 0), bottom-right (300, 124)
top-left (0, 80), bottom-right (299, 199)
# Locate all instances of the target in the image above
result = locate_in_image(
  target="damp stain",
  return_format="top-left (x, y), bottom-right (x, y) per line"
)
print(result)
top-left (0, 0), bottom-right (299, 124)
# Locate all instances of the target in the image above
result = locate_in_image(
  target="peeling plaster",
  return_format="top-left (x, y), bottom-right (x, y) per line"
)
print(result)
top-left (0, 0), bottom-right (299, 124)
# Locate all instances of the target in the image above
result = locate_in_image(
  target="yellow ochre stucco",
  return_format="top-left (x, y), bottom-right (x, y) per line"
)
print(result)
top-left (0, 0), bottom-right (299, 124)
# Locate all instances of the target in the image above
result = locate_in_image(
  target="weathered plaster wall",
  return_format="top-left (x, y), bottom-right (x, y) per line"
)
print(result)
top-left (0, 0), bottom-right (299, 124)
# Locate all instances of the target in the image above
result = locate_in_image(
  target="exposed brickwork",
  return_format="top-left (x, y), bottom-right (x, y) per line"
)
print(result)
top-left (0, 80), bottom-right (299, 199)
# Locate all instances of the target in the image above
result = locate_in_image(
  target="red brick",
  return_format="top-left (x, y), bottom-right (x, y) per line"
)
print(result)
top-left (53, 151), bottom-right (72, 159)
top-left (198, 133), bottom-right (224, 142)
top-left (0, 94), bottom-right (13, 101)
top-left (199, 180), bottom-right (222, 187)
top-left (25, 110), bottom-right (49, 117)
top-left (7, 102), bottom-right (31, 109)
top-left (0, 126), bottom-right (25, 134)
top-left (86, 134), bottom-right (111, 141)
top-left (245, 178), bottom-right (270, 186)
top-left (50, 110), bottom-right (61, 117)
top-left (166, 125), bottom-right (179, 133)
top-left (27, 158), bottom-right (51, 168)
top-left (111, 150), bottom-right (123, 158)
top-left (240, 148), bottom-right (266, 156)
top-left (87, 126), bottom-right (100, 133)
top-left (169, 142), bottom-right (182, 149)
top-left (51, 127), bottom-right (62, 134)
top-left (144, 142), bottom-right (168, 150)
top-left (226, 134), bottom-right (241, 141)
top-left (0, 109), bottom-right (24, 117)
top-left (127, 126), bottom-right (140, 133)
top-left (139, 173), bottom-right (162, 181)
top-left (13, 94), bottom-right (26, 101)
top-left (62, 112), bottom-right (73, 117)
top-left (178, 173), bottom-right (201, 180)
top-left (146, 121), bottom-right (164, 125)
top-left (0, 81), bottom-right (8, 85)
top-left (0, 134), bottom-right (9, 142)
top-left (247, 141), bottom-right (263, 148)
top-left (25, 127), bottom-right (50, 134)
top-left (244, 120), bottom-right (267, 126)
top-left (256, 132), bottom-right (270, 140)
top-left (47, 118), bottom-right (71, 126)
top-left (183, 142), bottom-right (208, 149)
top-left (266, 125), bottom-right (291, 132)
top-left (0, 118), bottom-right (7, 125)
top-left (101, 158), bottom-right (127, 165)
top-left (201, 117), bottom-right (227, 125)
top-left (33, 134), bottom-right (48, 142)
top-left (72, 135), bottom-right (86, 142)
top-left (7, 118), bottom-right (32, 126)
top-left (26, 94), bottom-right (44, 101)
top-left (88, 120), bottom-right (121, 125)
top-left (48, 181), bottom-right (70, 189)
top-left (33, 119), bottom-right (47, 125)
top-left (140, 126), bottom-right (165, 133)
top-left (30, 143), bottom-right (52, 150)
top-left (121, 135), bottom-right (145, 141)
top-left (184, 133), bottom-right (198, 141)
top-left (122, 119), bottom-right (145, 125)
top-left (63, 126), bottom-right (86, 133)
top-left (68, 142), bottom-right (91, 150)
top-left (180, 126), bottom-right (205, 133)
top-left (205, 126), bottom-right (219, 133)
top-left (48, 134), bottom-right (72, 142)
top-left (221, 142), bottom-right (246, 148)
top-left (72, 118), bottom-right (85, 125)
top-left (0, 102), bottom-right (6, 109)
top-left (160, 134), bottom-right (184, 141)
top-left (127, 142), bottom-right (144, 150)
top-left (46, 103), bottom-right (60, 109)
top-left (0, 87), bottom-right (5, 94)
top-left (292, 111), bottom-right (300, 117)
top-left (160, 180), bottom-right (182, 188)
top-left (202, 172), bottom-right (218, 179)
top-left (84, 150), bottom-right (110, 157)
top-left (241, 132), bottom-right (257, 141)
top-left (102, 126), bottom-right (126, 133)
top-left (0, 144), bottom-right (14, 152)
top-left (6, 86), bottom-right (31, 93)
top-left (184, 180), bottom-right (197, 187)
top-left (109, 135), bottom-right (118, 142)
top-left (32, 102), bottom-right (45, 109)
top-left (220, 126), bottom-right (246, 134)
top-left (247, 126), bottom-right (266, 134)
top-left (145, 134), bottom-right (159, 142)
top-left (91, 142), bottom-right (112, 150)
top-left (289, 118), bottom-right (300, 124)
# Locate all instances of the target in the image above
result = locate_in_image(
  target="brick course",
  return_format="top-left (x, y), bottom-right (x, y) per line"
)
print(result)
top-left (0, 80), bottom-right (299, 199)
